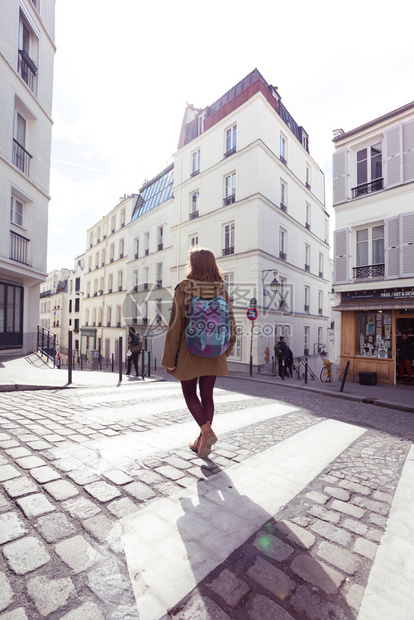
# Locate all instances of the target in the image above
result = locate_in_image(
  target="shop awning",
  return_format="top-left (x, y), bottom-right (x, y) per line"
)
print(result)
top-left (333, 302), bottom-right (414, 312)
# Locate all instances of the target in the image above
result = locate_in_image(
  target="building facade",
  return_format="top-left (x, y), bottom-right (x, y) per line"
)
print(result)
top-left (81, 196), bottom-right (136, 363)
top-left (39, 267), bottom-right (69, 358)
top-left (332, 102), bottom-right (414, 384)
top-left (0, 0), bottom-right (56, 354)
top-left (172, 69), bottom-right (331, 372)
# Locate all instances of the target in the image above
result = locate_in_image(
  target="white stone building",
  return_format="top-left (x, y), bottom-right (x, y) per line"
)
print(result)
top-left (0, 0), bottom-right (56, 354)
top-left (81, 195), bottom-right (136, 363)
top-left (172, 69), bottom-right (331, 372)
top-left (39, 267), bottom-right (70, 357)
top-left (66, 254), bottom-right (85, 362)
top-left (332, 101), bottom-right (414, 384)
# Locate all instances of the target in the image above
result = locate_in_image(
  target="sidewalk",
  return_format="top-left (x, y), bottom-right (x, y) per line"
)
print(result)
top-left (0, 353), bottom-right (163, 391)
top-left (1, 354), bottom-right (413, 414)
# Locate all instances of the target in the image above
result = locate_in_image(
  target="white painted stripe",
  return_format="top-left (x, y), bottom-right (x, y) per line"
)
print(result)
top-left (121, 419), bottom-right (365, 620)
top-left (80, 391), bottom-right (255, 425)
top-left (76, 385), bottom-right (232, 405)
top-left (358, 445), bottom-right (414, 620)
top-left (95, 402), bottom-right (296, 468)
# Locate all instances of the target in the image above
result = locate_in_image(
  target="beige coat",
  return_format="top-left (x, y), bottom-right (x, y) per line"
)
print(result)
top-left (161, 279), bottom-right (236, 382)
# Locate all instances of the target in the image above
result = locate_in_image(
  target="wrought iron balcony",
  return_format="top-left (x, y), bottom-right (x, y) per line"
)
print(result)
top-left (18, 49), bottom-right (37, 92)
top-left (190, 169), bottom-right (200, 177)
top-left (353, 264), bottom-right (385, 279)
top-left (224, 147), bottom-right (236, 158)
top-left (12, 139), bottom-right (32, 176)
top-left (305, 264), bottom-right (310, 272)
top-left (222, 247), bottom-right (234, 256)
top-left (279, 251), bottom-right (286, 261)
top-left (223, 194), bottom-right (235, 206)
top-left (280, 155), bottom-right (287, 165)
top-left (352, 178), bottom-right (384, 199)
top-left (304, 305), bottom-right (310, 313)
top-left (280, 203), bottom-right (287, 212)
top-left (189, 210), bottom-right (199, 220)
top-left (10, 230), bottom-right (29, 265)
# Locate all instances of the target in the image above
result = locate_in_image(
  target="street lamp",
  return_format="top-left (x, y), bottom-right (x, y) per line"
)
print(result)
top-left (262, 269), bottom-right (280, 295)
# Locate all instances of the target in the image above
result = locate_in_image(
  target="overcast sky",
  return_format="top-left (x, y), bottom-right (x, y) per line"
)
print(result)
top-left (47, 0), bottom-right (413, 272)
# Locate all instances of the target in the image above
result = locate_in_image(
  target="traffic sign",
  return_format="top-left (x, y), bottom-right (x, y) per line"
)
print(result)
top-left (246, 307), bottom-right (258, 321)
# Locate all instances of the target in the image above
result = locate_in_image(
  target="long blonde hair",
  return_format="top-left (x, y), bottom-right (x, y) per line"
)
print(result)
top-left (186, 247), bottom-right (224, 282)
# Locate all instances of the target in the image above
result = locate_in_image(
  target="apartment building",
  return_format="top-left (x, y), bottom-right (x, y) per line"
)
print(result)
top-left (0, 0), bottom-right (56, 354)
top-left (332, 101), bottom-right (414, 384)
top-left (126, 165), bottom-right (174, 365)
top-left (81, 195), bottom-right (136, 362)
top-left (39, 267), bottom-right (70, 355)
top-left (66, 254), bottom-right (85, 361)
top-left (172, 69), bottom-right (331, 371)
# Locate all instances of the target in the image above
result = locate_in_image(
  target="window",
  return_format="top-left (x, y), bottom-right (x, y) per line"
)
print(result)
top-left (190, 192), bottom-right (199, 218)
top-left (304, 326), bottom-right (310, 355)
top-left (144, 232), bottom-right (150, 255)
top-left (280, 134), bottom-right (287, 164)
top-left (144, 267), bottom-right (149, 290)
top-left (101, 249), bottom-right (105, 266)
top-left (0, 282), bottom-right (23, 348)
top-left (134, 238), bottom-right (139, 259)
top-left (305, 203), bottom-right (311, 230)
top-left (75, 298), bottom-right (80, 312)
top-left (93, 279), bottom-right (98, 296)
top-left (306, 165), bottom-right (311, 189)
top-left (318, 291), bottom-right (323, 315)
top-left (110, 244), bottom-right (115, 262)
top-left (92, 308), bottom-right (97, 326)
top-left (89, 232), bottom-right (93, 247)
top-left (225, 124), bottom-right (237, 156)
top-left (121, 210), bottom-right (126, 227)
top-left (111, 216), bottom-right (116, 233)
top-left (75, 277), bottom-right (80, 292)
top-left (280, 181), bottom-right (287, 211)
top-left (157, 226), bottom-right (163, 251)
top-left (108, 274), bottom-right (113, 293)
top-left (304, 286), bottom-right (310, 313)
top-left (319, 253), bottom-right (324, 278)
top-left (18, 10), bottom-right (38, 93)
top-left (357, 311), bottom-right (392, 358)
top-left (357, 143), bottom-right (382, 187)
top-left (192, 149), bottom-right (200, 175)
top-left (95, 252), bottom-right (99, 269)
top-left (86, 282), bottom-right (91, 298)
top-left (189, 234), bottom-right (198, 248)
top-left (279, 228), bottom-right (287, 260)
top-left (13, 110), bottom-right (31, 175)
top-left (99, 277), bottom-right (104, 294)
top-left (318, 327), bottom-right (323, 350)
top-left (156, 263), bottom-right (163, 288)
top-left (223, 272), bottom-right (235, 302)
top-left (119, 238), bottom-right (124, 259)
top-left (118, 271), bottom-right (123, 291)
top-left (116, 306), bottom-right (122, 327)
top-left (133, 271), bottom-right (138, 292)
top-left (356, 225), bottom-right (384, 268)
top-left (278, 277), bottom-right (289, 310)
top-left (107, 306), bottom-right (112, 327)
top-left (223, 222), bottom-right (235, 256)
top-left (10, 196), bottom-right (23, 227)
top-left (97, 227), bottom-right (101, 243)
top-left (224, 173), bottom-right (236, 205)
top-left (198, 115), bottom-right (205, 135)
top-left (228, 327), bottom-right (242, 360)
top-left (85, 309), bottom-right (89, 326)
top-left (88, 256), bottom-right (92, 272)
top-left (305, 244), bottom-right (310, 272)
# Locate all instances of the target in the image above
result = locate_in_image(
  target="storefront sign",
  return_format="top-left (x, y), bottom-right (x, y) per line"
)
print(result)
top-left (342, 288), bottom-right (414, 302)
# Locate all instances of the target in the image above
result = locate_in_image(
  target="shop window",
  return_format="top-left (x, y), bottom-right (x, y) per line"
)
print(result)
top-left (357, 311), bottom-right (392, 358)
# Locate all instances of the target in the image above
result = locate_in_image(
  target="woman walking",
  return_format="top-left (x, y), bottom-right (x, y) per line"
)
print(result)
top-left (161, 248), bottom-right (236, 458)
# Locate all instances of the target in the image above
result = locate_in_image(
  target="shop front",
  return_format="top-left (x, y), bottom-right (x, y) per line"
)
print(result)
top-left (335, 288), bottom-right (414, 384)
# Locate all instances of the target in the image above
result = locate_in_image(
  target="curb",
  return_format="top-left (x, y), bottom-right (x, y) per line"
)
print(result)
top-left (0, 375), bottom-right (165, 393)
top-left (225, 373), bottom-right (414, 415)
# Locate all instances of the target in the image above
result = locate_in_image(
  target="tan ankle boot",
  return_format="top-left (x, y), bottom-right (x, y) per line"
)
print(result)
top-left (189, 433), bottom-right (201, 453)
top-left (198, 422), bottom-right (217, 458)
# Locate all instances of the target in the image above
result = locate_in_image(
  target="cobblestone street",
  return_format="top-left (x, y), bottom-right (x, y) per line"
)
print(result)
top-left (0, 376), bottom-right (413, 619)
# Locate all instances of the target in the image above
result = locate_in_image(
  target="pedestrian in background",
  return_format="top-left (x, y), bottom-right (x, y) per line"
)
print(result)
top-left (274, 336), bottom-right (288, 378)
top-left (398, 332), bottom-right (414, 382)
top-left (125, 327), bottom-right (142, 376)
top-left (286, 344), bottom-right (294, 378)
top-left (161, 248), bottom-right (236, 458)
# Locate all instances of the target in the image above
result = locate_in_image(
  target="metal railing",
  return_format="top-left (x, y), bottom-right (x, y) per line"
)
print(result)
top-left (353, 263), bottom-right (385, 279)
top-left (18, 49), bottom-right (37, 92)
top-left (10, 231), bottom-right (29, 264)
top-left (37, 326), bottom-right (57, 368)
top-left (352, 178), bottom-right (384, 198)
top-left (12, 139), bottom-right (32, 175)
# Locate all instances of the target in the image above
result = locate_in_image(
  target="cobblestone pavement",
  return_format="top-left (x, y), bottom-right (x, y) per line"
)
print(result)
top-left (0, 377), bottom-right (413, 619)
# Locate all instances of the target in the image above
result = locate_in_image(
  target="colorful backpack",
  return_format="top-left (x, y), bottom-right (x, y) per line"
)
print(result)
top-left (186, 295), bottom-right (231, 357)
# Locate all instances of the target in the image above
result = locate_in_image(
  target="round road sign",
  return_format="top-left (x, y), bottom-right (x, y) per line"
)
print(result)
top-left (246, 307), bottom-right (258, 321)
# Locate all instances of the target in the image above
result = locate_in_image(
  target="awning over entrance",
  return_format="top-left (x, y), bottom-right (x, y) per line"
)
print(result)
top-left (333, 302), bottom-right (414, 312)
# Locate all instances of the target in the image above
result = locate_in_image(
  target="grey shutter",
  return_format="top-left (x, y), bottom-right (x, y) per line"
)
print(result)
top-left (334, 228), bottom-right (349, 284)
top-left (385, 216), bottom-right (400, 279)
top-left (333, 149), bottom-right (348, 205)
top-left (401, 211), bottom-right (414, 277)
top-left (403, 120), bottom-right (414, 184)
top-left (384, 125), bottom-right (403, 188)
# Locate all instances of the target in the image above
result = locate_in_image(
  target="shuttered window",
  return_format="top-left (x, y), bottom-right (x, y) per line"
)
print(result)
top-left (333, 149), bottom-right (348, 205)
top-left (334, 228), bottom-right (350, 284)
top-left (385, 212), bottom-right (414, 278)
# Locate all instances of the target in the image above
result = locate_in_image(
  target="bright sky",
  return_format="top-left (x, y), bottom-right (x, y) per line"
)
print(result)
top-left (48, 0), bottom-right (413, 272)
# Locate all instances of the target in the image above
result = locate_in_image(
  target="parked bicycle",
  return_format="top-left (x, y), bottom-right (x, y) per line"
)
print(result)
top-left (320, 356), bottom-right (332, 382)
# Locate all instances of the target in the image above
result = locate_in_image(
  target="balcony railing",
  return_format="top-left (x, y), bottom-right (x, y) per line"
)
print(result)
top-left (279, 251), bottom-right (287, 261)
top-left (189, 210), bottom-right (199, 220)
top-left (280, 203), bottom-right (287, 212)
top-left (223, 194), bottom-right (235, 206)
top-left (12, 139), bottom-right (32, 176)
top-left (305, 264), bottom-right (310, 272)
top-left (280, 155), bottom-right (287, 165)
top-left (18, 49), bottom-right (37, 93)
top-left (190, 169), bottom-right (200, 177)
top-left (353, 264), bottom-right (385, 279)
top-left (224, 147), bottom-right (236, 158)
top-left (222, 247), bottom-right (234, 256)
top-left (304, 305), bottom-right (310, 313)
top-left (10, 231), bottom-right (29, 265)
top-left (157, 243), bottom-right (163, 251)
top-left (352, 178), bottom-right (384, 199)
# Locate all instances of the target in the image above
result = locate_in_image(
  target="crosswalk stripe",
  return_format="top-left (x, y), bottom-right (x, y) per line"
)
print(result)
top-left (95, 401), bottom-right (297, 467)
top-left (121, 419), bottom-right (366, 620)
top-left (358, 444), bottom-right (414, 620)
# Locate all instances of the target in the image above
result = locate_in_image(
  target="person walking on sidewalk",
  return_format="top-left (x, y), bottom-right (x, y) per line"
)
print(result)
top-left (398, 332), bottom-right (414, 382)
top-left (161, 248), bottom-right (236, 458)
top-left (125, 327), bottom-right (142, 376)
